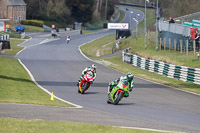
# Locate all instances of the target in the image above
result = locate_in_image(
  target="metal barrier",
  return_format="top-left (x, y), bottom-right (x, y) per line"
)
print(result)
top-left (43, 24), bottom-right (51, 32)
top-left (21, 32), bottom-right (25, 39)
top-left (122, 50), bottom-right (200, 85)
top-left (159, 21), bottom-right (190, 37)
top-left (0, 33), bottom-right (9, 40)
top-left (158, 21), bottom-right (194, 51)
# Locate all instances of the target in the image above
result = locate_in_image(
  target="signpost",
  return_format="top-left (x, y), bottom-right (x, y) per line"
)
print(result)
top-left (107, 23), bottom-right (129, 30)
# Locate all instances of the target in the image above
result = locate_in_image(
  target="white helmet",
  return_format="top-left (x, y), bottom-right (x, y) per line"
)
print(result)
top-left (87, 67), bottom-right (91, 71)
top-left (92, 64), bottom-right (96, 69)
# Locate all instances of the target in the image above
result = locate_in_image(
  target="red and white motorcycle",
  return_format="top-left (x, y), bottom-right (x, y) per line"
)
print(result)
top-left (78, 71), bottom-right (94, 94)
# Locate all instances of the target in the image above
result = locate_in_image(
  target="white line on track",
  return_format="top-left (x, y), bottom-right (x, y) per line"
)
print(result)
top-left (119, 126), bottom-right (185, 133)
top-left (16, 37), bottom-right (83, 108)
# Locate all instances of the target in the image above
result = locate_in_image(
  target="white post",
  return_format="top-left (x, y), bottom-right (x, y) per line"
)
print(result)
top-left (144, 0), bottom-right (147, 49)
top-left (136, 14), bottom-right (140, 40)
top-left (130, 11), bottom-right (134, 38)
top-left (155, 0), bottom-right (158, 50)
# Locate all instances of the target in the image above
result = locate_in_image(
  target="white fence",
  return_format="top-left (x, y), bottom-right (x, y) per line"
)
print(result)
top-left (122, 50), bottom-right (200, 85)
top-left (0, 33), bottom-right (9, 40)
top-left (159, 21), bottom-right (191, 37)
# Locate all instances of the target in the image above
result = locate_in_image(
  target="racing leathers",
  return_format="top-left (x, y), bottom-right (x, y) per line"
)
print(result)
top-left (78, 67), bottom-right (96, 85)
top-left (81, 67), bottom-right (96, 80)
top-left (108, 76), bottom-right (134, 97)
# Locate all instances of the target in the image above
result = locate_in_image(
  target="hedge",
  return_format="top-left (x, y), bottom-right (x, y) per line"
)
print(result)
top-left (21, 20), bottom-right (44, 27)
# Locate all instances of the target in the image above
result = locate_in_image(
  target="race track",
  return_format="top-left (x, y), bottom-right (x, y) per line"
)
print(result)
top-left (2, 7), bottom-right (200, 133)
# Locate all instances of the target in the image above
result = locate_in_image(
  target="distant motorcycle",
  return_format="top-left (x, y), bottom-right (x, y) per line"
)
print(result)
top-left (66, 36), bottom-right (71, 44)
top-left (107, 77), bottom-right (130, 105)
top-left (78, 71), bottom-right (94, 94)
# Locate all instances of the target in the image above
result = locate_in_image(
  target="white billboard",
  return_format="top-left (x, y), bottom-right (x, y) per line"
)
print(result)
top-left (107, 23), bottom-right (129, 29)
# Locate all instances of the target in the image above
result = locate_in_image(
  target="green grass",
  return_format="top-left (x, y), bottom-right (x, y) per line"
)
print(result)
top-left (80, 34), bottom-right (200, 94)
top-left (23, 25), bottom-right (44, 32)
top-left (4, 32), bottom-right (21, 38)
top-left (0, 117), bottom-right (169, 133)
top-left (79, 7), bottom-right (200, 94)
top-left (0, 57), bottom-right (72, 107)
top-left (120, 34), bottom-right (200, 68)
top-left (80, 34), bottom-right (116, 57)
top-left (96, 56), bottom-right (200, 94)
top-left (116, 9), bottom-right (126, 23)
top-left (9, 23), bottom-right (44, 32)
top-left (1, 39), bottom-right (24, 55)
top-left (0, 39), bottom-right (73, 107)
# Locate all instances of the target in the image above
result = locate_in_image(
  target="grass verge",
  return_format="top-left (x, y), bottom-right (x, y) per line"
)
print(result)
top-left (95, 56), bottom-right (200, 94)
top-left (0, 56), bottom-right (72, 107)
top-left (120, 34), bottom-right (200, 68)
top-left (81, 34), bottom-right (116, 57)
top-left (116, 9), bottom-right (126, 23)
top-left (9, 23), bottom-right (44, 32)
top-left (1, 39), bottom-right (24, 55)
top-left (80, 34), bottom-right (200, 94)
top-left (0, 117), bottom-right (169, 133)
top-left (0, 39), bottom-right (73, 107)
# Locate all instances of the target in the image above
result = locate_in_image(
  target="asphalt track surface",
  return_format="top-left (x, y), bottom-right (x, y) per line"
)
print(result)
top-left (1, 7), bottom-right (200, 133)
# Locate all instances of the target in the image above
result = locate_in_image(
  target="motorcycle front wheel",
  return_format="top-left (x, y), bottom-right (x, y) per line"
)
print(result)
top-left (81, 82), bottom-right (88, 94)
top-left (114, 91), bottom-right (123, 105)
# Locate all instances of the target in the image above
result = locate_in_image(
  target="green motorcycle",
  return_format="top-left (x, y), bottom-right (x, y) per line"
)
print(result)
top-left (107, 77), bottom-right (130, 105)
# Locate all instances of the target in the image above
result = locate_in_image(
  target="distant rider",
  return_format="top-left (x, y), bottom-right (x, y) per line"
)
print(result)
top-left (66, 35), bottom-right (71, 44)
top-left (77, 64), bottom-right (97, 86)
top-left (108, 73), bottom-right (134, 97)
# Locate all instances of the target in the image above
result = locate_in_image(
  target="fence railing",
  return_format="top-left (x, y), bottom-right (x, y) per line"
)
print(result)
top-left (122, 50), bottom-right (200, 85)
top-left (159, 21), bottom-right (191, 37)
top-left (0, 33), bottom-right (9, 40)
top-left (159, 37), bottom-right (198, 55)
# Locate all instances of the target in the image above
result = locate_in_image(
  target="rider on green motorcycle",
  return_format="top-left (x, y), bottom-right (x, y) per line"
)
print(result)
top-left (108, 73), bottom-right (134, 97)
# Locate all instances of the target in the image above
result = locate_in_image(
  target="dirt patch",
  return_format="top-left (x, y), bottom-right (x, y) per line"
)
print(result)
top-left (96, 50), bottom-right (100, 57)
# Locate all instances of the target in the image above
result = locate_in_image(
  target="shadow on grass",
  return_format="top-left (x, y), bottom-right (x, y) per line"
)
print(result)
top-left (0, 75), bottom-right (33, 83)
top-left (192, 59), bottom-right (200, 62)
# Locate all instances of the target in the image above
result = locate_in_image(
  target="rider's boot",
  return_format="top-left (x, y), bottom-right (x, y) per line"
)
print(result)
top-left (124, 92), bottom-right (129, 97)
top-left (77, 76), bottom-right (83, 86)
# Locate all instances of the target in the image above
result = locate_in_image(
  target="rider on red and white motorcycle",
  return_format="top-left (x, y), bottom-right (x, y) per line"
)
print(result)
top-left (77, 64), bottom-right (97, 86)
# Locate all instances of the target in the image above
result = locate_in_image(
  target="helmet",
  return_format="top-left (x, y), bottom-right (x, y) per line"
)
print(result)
top-left (91, 64), bottom-right (96, 71)
top-left (92, 64), bottom-right (96, 69)
top-left (121, 76), bottom-right (128, 85)
top-left (87, 67), bottom-right (91, 71)
top-left (127, 72), bottom-right (134, 81)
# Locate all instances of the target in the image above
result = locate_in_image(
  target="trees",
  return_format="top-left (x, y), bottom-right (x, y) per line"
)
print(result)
top-left (119, 0), bottom-right (200, 19)
top-left (24, 0), bottom-right (118, 25)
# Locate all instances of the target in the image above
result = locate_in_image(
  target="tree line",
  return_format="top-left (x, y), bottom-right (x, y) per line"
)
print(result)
top-left (24, 0), bottom-right (119, 25)
top-left (121, 0), bottom-right (200, 19)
